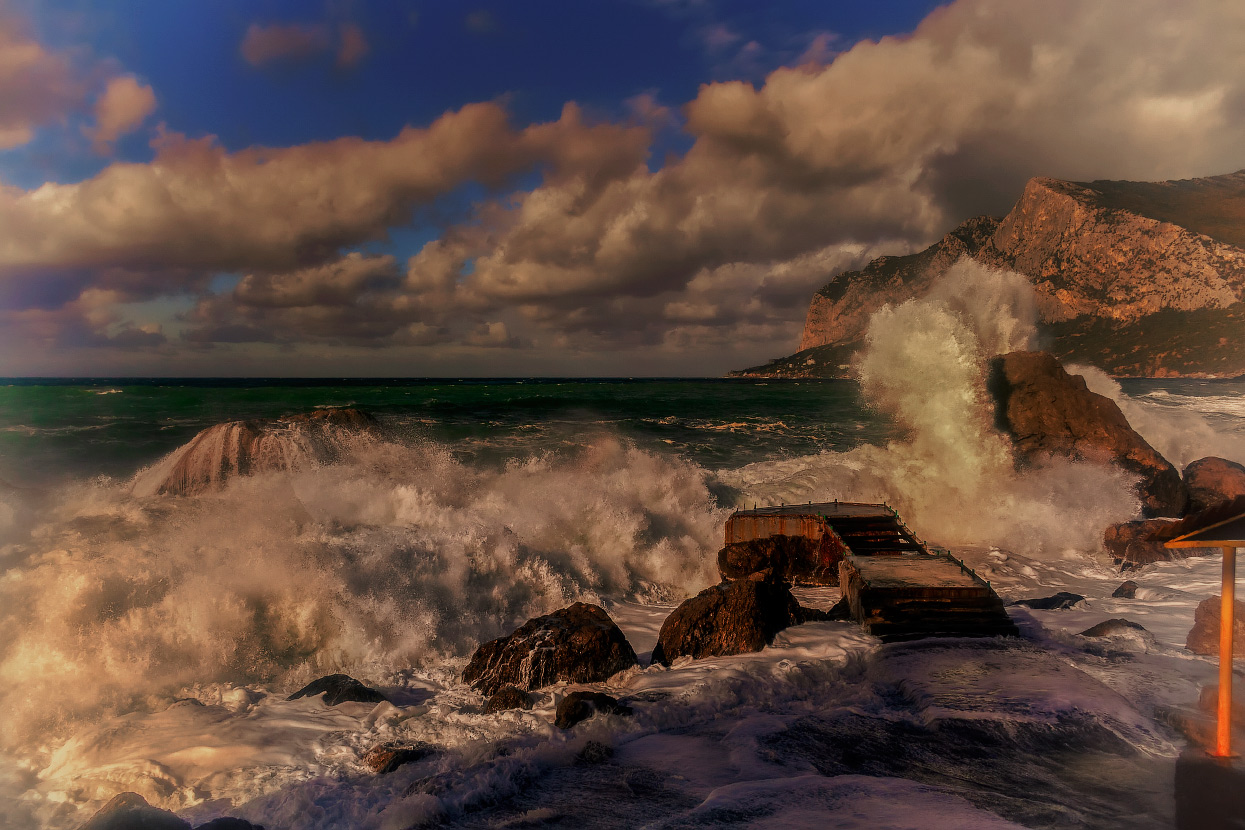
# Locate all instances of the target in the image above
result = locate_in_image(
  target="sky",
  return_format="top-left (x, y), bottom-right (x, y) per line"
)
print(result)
top-left (1, 0), bottom-right (1243, 377)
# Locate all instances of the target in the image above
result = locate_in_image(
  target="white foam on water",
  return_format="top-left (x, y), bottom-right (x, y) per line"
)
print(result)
top-left (719, 259), bottom-right (1139, 552)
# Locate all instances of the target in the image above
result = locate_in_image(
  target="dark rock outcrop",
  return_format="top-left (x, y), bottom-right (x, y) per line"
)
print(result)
top-left (554, 691), bottom-right (632, 729)
top-left (1103, 519), bottom-right (1183, 566)
top-left (717, 534), bottom-right (838, 585)
top-left (132, 408), bottom-right (381, 497)
top-left (650, 577), bottom-right (811, 666)
top-left (287, 674), bottom-right (387, 706)
top-left (1184, 456), bottom-right (1245, 514)
top-left (462, 603), bottom-right (639, 696)
top-left (361, 741), bottom-right (436, 774)
top-left (194, 820), bottom-right (265, 830)
top-left (988, 351), bottom-right (1187, 516)
top-left (1080, 618), bottom-right (1148, 637)
top-left (484, 684), bottom-right (534, 714)
top-left (79, 793), bottom-right (191, 830)
top-left (1013, 592), bottom-right (1085, 610)
top-left (1112, 580), bottom-right (1140, 599)
top-left (1187, 596), bottom-right (1245, 656)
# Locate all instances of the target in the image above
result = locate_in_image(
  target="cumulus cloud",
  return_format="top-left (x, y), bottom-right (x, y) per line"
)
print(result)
top-left (86, 75), bottom-right (157, 151)
top-left (240, 22), bottom-right (332, 66)
top-left (336, 23), bottom-right (369, 68)
top-left (0, 15), bottom-right (82, 148)
top-left (7, 0), bottom-right (1245, 371)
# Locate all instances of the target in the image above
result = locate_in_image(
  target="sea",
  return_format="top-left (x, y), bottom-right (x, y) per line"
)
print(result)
top-left (3, 365), bottom-right (1245, 829)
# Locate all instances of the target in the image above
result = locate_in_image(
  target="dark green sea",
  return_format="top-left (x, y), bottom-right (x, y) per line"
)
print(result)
top-left (0, 378), bottom-right (899, 487)
top-left (2, 376), bottom-right (1243, 487)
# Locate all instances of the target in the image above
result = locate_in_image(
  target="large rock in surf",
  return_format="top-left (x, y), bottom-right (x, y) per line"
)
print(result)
top-left (1184, 456), bottom-right (1245, 515)
top-left (131, 408), bottom-right (381, 496)
top-left (80, 793), bottom-right (191, 830)
top-left (987, 351), bottom-right (1187, 517)
top-left (462, 603), bottom-right (639, 696)
top-left (717, 534), bottom-right (839, 585)
top-left (1187, 596), bottom-right (1245, 657)
top-left (650, 577), bottom-right (811, 666)
top-left (287, 673), bottom-right (387, 706)
top-left (1103, 519), bottom-right (1182, 567)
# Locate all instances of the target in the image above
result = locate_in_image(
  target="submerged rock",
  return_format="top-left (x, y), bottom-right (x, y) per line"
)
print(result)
top-left (1080, 618), bottom-right (1148, 637)
top-left (575, 740), bottom-right (615, 764)
top-left (462, 602), bottom-right (639, 696)
top-left (287, 673), bottom-right (387, 706)
top-left (1186, 596), bottom-right (1245, 657)
top-left (717, 534), bottom-right (839, 585)
top-left (1012, 592), bottom-right (1085, 610)
top-left (650, 577), bottom-right (812, 666)
top-left (361, 741), bottom-right (436, 774)
top-left (1103, 519), bottom-right (1182, 567)
top-left (987, 351), bottom-right (1187, 517)
top-left (80, 792), bottom-right (191, 830)
top-left (132, 408), bottom-right (381, 497)
top-left (1112, 580), bottom-right (1140, 599)
top-left (1184, 456), bottom-right (1245, 514)
top-left (554, 691), bottom-right (632, 729)
top-left (484, 684), bottom-right (535, 714)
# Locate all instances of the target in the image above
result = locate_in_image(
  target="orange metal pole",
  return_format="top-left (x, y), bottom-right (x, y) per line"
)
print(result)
top-left (1217, 544), bottom-right (1236, 757)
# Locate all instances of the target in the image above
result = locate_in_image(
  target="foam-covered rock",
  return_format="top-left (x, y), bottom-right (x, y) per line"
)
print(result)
top-left (650, 577), bottom-right (811, 666)
top-left (361, 741), bottom-right (436, 774)
top-left (1187, 596), bottom-right (1245, 657)
top-left (287, 673), bottom-right (387, 706)
top-left (462, 602), bottom-right (639, 696)
top-left (554, 691), bottom-right (631, 729)
top-left (1112, 580), bottom-right (1139, 599)
top-left (79, 792), bottom-right (191, 830)
top-left (987, 351), bottom-right (1186, 517)
top-left (1080, 618), bottom-right (1147, 637)
top-left (484, 684), bottom-right (535, 714)
top-left (1184, 456), bottom-right (1245, 514)
top-left (132, 408), bottom-right (381, 496)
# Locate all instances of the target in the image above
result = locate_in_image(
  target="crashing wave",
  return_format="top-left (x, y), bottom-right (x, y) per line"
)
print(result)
top-left (130, 408), bottom-right (382, 497)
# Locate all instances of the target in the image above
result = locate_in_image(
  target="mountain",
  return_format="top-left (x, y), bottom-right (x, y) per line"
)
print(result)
top-left (733, 171), bottom-right (1245, 378)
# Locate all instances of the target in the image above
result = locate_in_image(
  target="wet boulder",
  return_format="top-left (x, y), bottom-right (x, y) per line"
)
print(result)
top-left (1186, 596), bottom-right (1245, 657)
top-left (361, 741), bottom-right (436, 774)
top-left (462, 602), bottom-right (639, 696)
top-left (1012, 592), bottom-right (1085, 610)
top-left (80, 793), bottom-right (191, 830)
top-left (1184, 457), bottom-right (1245, 515)
top-left (554, 691), bottom-right (632, 729)
top-left (987, 351), bottom-right (1186, 517)
top-left (1103, 519), bottom-right (1182, 567)
top-left (287, 673), bottom-right (387, 706)
top-left (717, 534), bottom-right (839, 585)
top-left (131, 408), bottom-right (382, 497)
top-left (650, 577), bottom-right (811, 666)
top-left (484, 684), bottom-right (535, 714)
top-left (1112, 580), bottom-right (1139, 599)
top-left (1080, 618), bottom-right (1147, 637)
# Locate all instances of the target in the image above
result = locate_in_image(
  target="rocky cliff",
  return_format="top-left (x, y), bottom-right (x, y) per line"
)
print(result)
top-left (736, 170), bottom-right (1245, 378)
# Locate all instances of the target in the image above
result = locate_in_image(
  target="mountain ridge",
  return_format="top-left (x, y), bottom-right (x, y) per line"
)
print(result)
top-left (735, 170), bottom-right (1245, 378)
